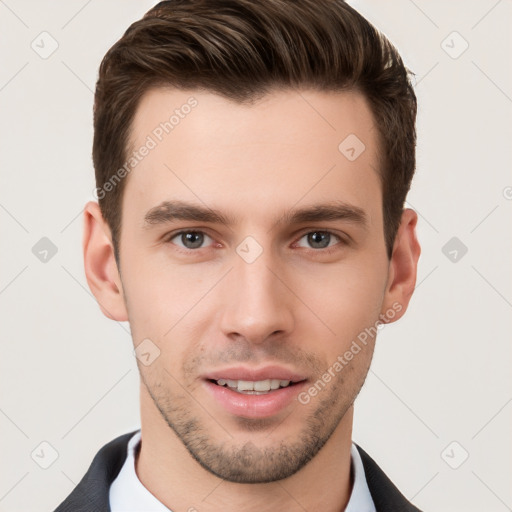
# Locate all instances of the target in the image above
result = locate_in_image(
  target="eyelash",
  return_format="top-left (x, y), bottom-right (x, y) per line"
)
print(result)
top-left (163, 229), bottom-right (347, 255)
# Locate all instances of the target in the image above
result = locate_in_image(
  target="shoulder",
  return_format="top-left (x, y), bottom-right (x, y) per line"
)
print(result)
top-left (355, 444), bottom-right (424, 512)
top-left (53, 430), bottom-right (138, 512)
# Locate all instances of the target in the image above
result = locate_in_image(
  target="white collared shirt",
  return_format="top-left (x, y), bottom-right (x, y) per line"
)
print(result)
top-left (109, 430), bottom-right (376, 511)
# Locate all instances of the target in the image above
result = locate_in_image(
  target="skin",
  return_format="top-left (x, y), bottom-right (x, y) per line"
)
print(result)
top-left (83, 87), bottom-right (420, 512)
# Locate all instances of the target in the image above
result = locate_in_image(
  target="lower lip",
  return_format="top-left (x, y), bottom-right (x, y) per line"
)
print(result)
top-left (203, 380), bottom-right (308, 419)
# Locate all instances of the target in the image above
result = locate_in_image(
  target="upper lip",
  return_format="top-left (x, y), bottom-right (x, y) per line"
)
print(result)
top-left (203, 365), bottom-right (307, 383)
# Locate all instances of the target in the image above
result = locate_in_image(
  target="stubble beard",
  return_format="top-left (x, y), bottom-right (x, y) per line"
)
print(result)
top-left (140, 366), bottom-right (363, 484)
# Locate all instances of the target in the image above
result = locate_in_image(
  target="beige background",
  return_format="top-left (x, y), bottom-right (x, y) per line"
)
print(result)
top-left (0, 1), bottom-right (511, 511)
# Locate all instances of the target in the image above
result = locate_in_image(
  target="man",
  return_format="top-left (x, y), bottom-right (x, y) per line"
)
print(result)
top-left (55, 0), bottom-right (421, 510)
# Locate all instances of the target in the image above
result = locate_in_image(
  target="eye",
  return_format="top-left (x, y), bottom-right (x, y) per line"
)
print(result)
top-left (166, 230), bottom-right (214, 250)
top-left (164, 229), bottom-right (346, 254)
top-left (295, 230), bottom-right (344, 252)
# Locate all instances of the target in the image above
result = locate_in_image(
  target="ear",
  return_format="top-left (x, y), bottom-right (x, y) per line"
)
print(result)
top-left (83, 201), bottom-right (128, 321)
top-left (380, 208), bottom-right (421, 323)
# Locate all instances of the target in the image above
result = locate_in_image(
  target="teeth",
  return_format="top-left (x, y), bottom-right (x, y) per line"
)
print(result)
top-left (238, 380), bottom-right (254, 391)
top-left (254, 380), bottom-right (271, 392)
top-left (215, 378), bottom-right (293, 393)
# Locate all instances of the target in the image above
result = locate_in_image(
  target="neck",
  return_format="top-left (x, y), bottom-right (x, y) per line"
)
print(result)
top-left (135, 384), bottom-right (354, 512)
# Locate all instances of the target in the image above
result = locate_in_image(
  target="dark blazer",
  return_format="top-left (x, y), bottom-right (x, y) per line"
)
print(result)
top-left (54, 431), bottom-right (423, 512)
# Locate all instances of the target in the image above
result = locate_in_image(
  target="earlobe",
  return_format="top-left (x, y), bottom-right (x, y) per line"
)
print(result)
top-left (82, 201), bottom-right (128, 322)
top-left (380, 208), bottom-right (421, 324)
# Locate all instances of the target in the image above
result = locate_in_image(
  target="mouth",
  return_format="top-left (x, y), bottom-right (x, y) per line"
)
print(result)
top-left (202, 367), bottom-right (309, 419)
top-left (207, 378), bottom-right (304, 395)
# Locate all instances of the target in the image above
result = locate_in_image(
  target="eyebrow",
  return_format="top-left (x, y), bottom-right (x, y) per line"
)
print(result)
top-left (143, 199), bottom-right (368, 230)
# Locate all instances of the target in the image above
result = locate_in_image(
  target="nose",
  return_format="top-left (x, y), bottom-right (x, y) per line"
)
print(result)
top-left (219, 245), bottom-right (295, 346)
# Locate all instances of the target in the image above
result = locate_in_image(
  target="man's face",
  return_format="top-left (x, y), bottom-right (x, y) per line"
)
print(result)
top-left (116, 87), bottom-right (394, 482)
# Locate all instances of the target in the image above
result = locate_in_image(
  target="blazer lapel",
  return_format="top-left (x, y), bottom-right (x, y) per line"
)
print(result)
top-left (355, 444), bottom-right (423, 512)
top-left (54, 430), bottom-right (137, 512)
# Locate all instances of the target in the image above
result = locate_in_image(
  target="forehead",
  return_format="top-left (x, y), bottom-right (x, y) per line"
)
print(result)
top-left (130, 86), bottom-right (379, 152)
top-left (123, 87), bottom-right (382, 229)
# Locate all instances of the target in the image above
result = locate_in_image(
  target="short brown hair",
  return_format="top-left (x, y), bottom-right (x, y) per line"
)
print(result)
top-left (93, 0), bottom-right (417, 265)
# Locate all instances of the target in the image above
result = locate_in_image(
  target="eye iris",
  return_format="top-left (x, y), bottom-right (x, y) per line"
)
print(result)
top-left (182, 231), bottom-right (204, 249)
top-left (308, 231), bottom-right (330, 249)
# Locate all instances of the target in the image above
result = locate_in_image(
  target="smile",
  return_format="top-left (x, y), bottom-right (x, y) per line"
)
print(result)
top-left (211, 378), bottom-right (298, 394)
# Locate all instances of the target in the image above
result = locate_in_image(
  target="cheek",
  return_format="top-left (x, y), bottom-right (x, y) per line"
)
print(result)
top-left (122, 255), bottom-right (211, 331)
top-left (290, 259), bottom-right (388, 348)
top-left (121, 259), bottom-right (217, 378)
